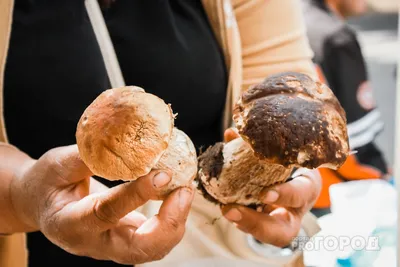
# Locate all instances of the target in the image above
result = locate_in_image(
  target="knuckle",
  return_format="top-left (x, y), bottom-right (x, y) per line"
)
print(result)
top-left (272, 236), bottom-right (292, 248)
top-left (44, 147), bottom-right (58, 160)
top-left (312, 178), bottom-right (322, 200)
top-left (295, 194), bottom-right (307, 208)
top-left (257, 226), bottom-right (288, 247)
top-left (308, 190), bottom-right (320, 208)
top-left (251, 223), bottom-right (287, 247)
top-left (127, 237), bottom-right (178, 264)
top-left (135, 185), bottom-right (153, 202)
top-left (285, 185), bottom-right (306, 208)
top-left (45, 153), bottom-right (66, 180)
top-left (151, 242), bottom-right (174, 261)
top-left (129, 246), bottom-right (161, 264)
top-left (165, 216), bottom-right (182, 232)
top-left (132, 177), bottom-right (157, 202)
top-left (279, 230), bottom-right (298, 247)
top-left (153, 250), bottom-right (169, 261)
top-left (110, 249), bottom-right (134, 265)
top-left (44, 148), bottom-right (62, 166)
top-left (302, 170), bottom-right (322, 193)
top-left (244, 221), bottom-right (259, 235)
top-left (46, 158), bottom-right (60, 174)
top-left (117, 254), bottom-right (137, 265)
top-left (92, 196), bottom-right (119, 225)
top-left (129, 249), bottom-right (145, 264)
top-left (63, 245), bottom-right (89, 258)
top-left (273, 225), bottom-right (300, 248)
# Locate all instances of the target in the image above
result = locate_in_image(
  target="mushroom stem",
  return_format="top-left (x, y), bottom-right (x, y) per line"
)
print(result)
top-left (155, 128), bottom-right (198, 196)
top-left (197, 137), bottom-right (294, 206)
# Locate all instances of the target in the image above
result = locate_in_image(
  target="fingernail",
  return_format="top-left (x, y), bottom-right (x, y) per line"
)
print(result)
top-left (224, 208), bottom-right (242, 222)
top-left (179, 188), bottom-right (193, 210)
top-left (153, 172), bottom-right (171, 188)
top-left (263, 190), bottom-right (279, 203)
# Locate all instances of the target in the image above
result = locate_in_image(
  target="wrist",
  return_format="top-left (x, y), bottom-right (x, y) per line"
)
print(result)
top-left (9, 158), bottom-right (40, 232)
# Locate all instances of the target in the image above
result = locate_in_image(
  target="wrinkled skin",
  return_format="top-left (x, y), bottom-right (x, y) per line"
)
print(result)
top-left (221, 128), bottom-right (322, 247)
top-left (10, 145), bottom-right (194, 265)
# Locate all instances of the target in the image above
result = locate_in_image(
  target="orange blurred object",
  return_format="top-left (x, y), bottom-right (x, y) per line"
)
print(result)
top-left (313, 64), bottom-right (383, 208)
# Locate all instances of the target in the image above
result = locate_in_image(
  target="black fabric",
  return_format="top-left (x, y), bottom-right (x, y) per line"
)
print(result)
top-left (302, 0), bottom-right (388, 174)
top-left (321, 28), bottom-right (368, 123)
top-left (4, 0), bottom-right (227, 266)
top-left (311, 207), bottom-right (331, 218)
top-left (103, 0), bottom-right (227, 152)
top-left (5, 0), bottom-right (111, 160)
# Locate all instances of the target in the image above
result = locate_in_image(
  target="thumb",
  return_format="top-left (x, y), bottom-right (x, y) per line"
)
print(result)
top-left (61, 170), bottom-right (173, 230)
top-left (40, 145), bottom-right (93, 186)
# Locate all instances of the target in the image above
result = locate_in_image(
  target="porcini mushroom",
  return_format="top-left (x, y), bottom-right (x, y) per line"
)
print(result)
top-left (76, 86), bottom-right (197, 195)
top-left (197, 72), bottom-right (349, 206)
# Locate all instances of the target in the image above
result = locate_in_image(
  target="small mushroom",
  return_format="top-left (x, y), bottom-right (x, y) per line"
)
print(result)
top-left (76, 86), bottom-right (197, 196)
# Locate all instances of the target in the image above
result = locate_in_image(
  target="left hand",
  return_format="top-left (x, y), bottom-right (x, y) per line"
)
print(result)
top-left (221, 128), bottom-right (322, 247)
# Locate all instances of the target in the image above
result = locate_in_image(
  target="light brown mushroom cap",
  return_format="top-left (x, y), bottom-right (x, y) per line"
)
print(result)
top-left (76, 86), bottom-right (174, 180)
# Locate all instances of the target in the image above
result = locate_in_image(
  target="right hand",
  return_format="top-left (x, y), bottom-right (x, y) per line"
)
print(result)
top-left (10, 145), bottom-right (194, 265)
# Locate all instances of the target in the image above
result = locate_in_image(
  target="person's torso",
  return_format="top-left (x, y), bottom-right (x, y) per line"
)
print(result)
top-left (104, 0), bottom-right (228, 150)
top-left (5, 0), bottom-right (111, 160)
top-left (5, 0), bottom-right (227, 158)
top-left (4, 1), bottom-right (227, 266)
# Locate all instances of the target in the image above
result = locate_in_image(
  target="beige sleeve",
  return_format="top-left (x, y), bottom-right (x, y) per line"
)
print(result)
top-left (233, 0), bottom-right (317, 92)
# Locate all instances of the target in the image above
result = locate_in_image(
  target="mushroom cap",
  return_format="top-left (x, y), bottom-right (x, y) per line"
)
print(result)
top-left (233, 72), bottom-right (349, 170)
top-left (76, 86), bottom-right (174, 180)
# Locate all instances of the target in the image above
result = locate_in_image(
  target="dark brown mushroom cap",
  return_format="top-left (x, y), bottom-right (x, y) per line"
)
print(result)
top-left (233, 72), bottom-right (349, 169)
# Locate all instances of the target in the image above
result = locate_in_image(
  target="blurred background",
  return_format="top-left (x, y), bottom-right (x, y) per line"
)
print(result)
top-left (348, 0), bottom-right (398, 167)
top-left (303, 1), bottom-right (398, 266)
